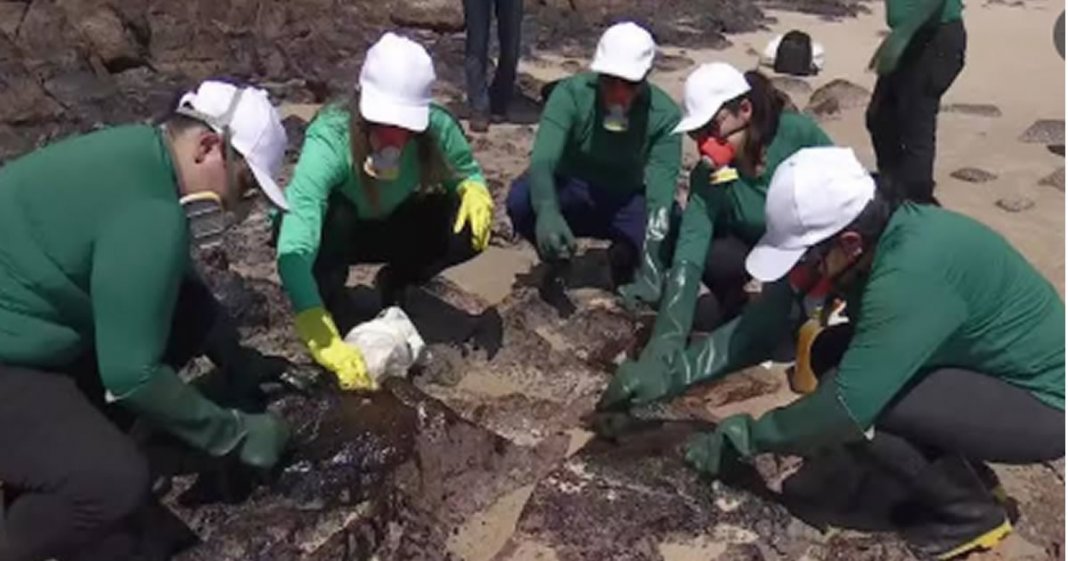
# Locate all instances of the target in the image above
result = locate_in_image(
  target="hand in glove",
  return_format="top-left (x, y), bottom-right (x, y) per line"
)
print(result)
top-left (116, 369), bottom-right (291, 470)
top-left (454, 179), bottom-right (494, 251)
top-left (535, 208), bottom-right (576, 261)
top-left (617, 207), bottom-right (672, 312)
top-left (597, 352), bottom-right (678, 411)
top-left (295, 307), bottom-right (377, 391)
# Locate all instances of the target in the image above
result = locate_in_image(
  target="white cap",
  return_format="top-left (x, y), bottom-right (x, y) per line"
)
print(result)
top-left (745, 147), bottom-right (876, 282)
top-left (177, 80), bottom-right (289, 211)
top-left (589, 22), bottom-right (656, 82)
top-left (358, 32), bottom-right (435, 132)
top-left (673, 62), bottom-right (750, 134)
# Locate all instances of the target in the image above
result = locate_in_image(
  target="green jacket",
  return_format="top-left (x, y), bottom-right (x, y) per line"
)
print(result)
top-left (673, 111), bottom-right (832, 267)
top-left (0, 125), bottom-right (192, 396)
top-left (697, 204), bottom-right (1065, 431)
top-left (886, 0), bottom-right (962, 29)
top-left (528, 72), bottom-right (682, 217)
top-left (276, 103), bottom-right (485, 313)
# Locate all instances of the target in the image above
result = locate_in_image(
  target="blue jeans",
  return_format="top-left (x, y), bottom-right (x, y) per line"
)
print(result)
top-left (506, 173), bottom-right (650, 257)
top-left (463, 0), bottom-right (523, 115)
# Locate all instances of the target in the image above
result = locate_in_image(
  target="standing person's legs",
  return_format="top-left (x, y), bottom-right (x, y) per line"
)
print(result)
top-left (866, 74), bottom-right (902, 182)
top-left (889, 21), bottom-right (967, 203)
top-left (490, 0), bottom-right (523, 117)
top-left (463, 0), bottom-right (492, 118)
top-left (0, 366), bottom-right (149, 561)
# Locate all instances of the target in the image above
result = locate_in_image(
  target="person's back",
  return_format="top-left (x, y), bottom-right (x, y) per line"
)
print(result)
top-left (857, 203), bottom-right (1064, 409)
top-left (0, 124), bottom-right (184, 368)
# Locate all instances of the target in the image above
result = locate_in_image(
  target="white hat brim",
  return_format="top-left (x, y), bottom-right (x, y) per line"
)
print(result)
top-left (249, 163), bottom-right (289, 211)
top-left (745, 241), bottom-right (807, 283)
top-left (590, 60), bottom-right (648, 83)
top-left (360, 86), bottom-right (429, 132)
top-left (672, 106), bottom-right (718, 134)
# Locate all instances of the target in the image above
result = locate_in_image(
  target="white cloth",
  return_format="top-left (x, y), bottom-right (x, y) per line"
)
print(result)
top-left (344, 306), bottom-right (427, 383)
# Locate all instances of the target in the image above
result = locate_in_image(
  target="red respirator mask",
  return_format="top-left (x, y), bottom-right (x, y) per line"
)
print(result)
top-left (696, 133), bottom-right (736, 168)
top-left (364, 124), bottom-right (412, 180)
top-left (602, 79), bottom-right (638, 132)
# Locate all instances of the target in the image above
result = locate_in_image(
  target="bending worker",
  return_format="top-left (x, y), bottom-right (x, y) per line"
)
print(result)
top-left (506, 21), bottom-right (682, 292)
top-left (866, 0), bottom-right (965, 203)
top-left (621, 62), bottom-right (831, 368)
top-left (0, 80), bottom-right (292, 560)
top-left (600, 147), bottom-right (1064, 560)
top-left (276, 32), bottom-right (493, 391)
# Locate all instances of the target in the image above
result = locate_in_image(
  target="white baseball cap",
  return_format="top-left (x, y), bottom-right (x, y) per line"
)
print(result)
top-left (589, 22), bottom-right (656, 82)
top-left (745, 147), bottom-right (876, 282)
top-left (673, 62), bottom-right (751, 134)
top-left (359, 32), bottom-right (435, 132)
top-left (176, 80), bottom-right (289, 211)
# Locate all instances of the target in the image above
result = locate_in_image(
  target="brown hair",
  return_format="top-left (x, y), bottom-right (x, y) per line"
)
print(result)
top-left (720, 70), bottom-right (792, 177)
top-left (343, 93), bottom-right (453, 213)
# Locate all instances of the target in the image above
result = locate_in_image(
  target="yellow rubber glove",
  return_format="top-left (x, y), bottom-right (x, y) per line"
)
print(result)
top-left (453, 180), bottom-right (494, 252)
top-left (294, 307), bottom-right (377, 391)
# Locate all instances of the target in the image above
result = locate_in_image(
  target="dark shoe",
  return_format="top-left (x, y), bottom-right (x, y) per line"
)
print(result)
top-left (861, 437), bottom-right (1012, 560)
top-left (469, 114), bottom-right (490, 133)
top-left (374, 266), bottom-right (410, 308)
top-left (606, 240), bottom-right (638, 288)
top-left (490, 112), bottom-right (507, 124)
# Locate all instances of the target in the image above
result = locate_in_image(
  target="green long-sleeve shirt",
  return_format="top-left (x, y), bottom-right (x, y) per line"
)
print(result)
top-left (0, 125), bottom-right (192, 396)
top-left (528, 72), bottom-right (682, 217)
top-left (693, 204), bottom-right (1064, 433)
top-left (886, 0), bottom-right (962, 29)
top-left (276, 103), bottom-right (485, 313)
top-left (673, 112), bottom-right (832, 268)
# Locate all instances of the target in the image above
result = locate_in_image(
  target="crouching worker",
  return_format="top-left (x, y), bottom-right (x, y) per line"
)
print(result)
top-left (275, 33), bottom-right (492, 391)
top-left (506, 22), bottom-right (682, 292)
top-left (600, 147), bottom-right (1064, 560)
top-left (625, 62), bottom-right (831, 367)
top-left (0, 80), bottom-right (293, 561)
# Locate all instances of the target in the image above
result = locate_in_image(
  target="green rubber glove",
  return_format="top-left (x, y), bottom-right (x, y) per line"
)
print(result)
top-left (598, 279), bottom-right (796, 411)
top-left (684, 381), bottom-right (866, 478)
top-left (617, 206), bottom-right (672, 312)
top-left (534, 207), bottom-right (576, 261)
top-left (641, 260), bottom-right (702, 360)
top-left (116, 369), bottom-right (291, 469)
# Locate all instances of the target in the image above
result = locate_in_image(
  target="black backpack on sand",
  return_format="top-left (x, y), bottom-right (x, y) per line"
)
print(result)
top-left (774, 30), bottom-right (816, 76)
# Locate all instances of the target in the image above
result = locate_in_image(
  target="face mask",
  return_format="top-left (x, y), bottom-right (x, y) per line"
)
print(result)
top-left (364, 125), bottom-right (410, 180)
top-left (788, 263), bottom-right (834, 320)
top-left (601, 79), bottom-right (638, 133)
top-left (696, 131), bottom-right (739, 184)
top-left (179, 191), bottom-right (231, 249)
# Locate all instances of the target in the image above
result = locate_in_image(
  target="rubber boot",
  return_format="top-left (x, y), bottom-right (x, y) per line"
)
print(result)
top-left (860, 433), bottom-right (1011, 560)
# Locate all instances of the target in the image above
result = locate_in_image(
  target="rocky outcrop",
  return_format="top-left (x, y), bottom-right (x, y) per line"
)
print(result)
top-left (950, 167), bottom-right (998, 183)
top-left (1020, 119), bottom-right (1066, 145)
top-left (805, 79), bottom-right (871, 119)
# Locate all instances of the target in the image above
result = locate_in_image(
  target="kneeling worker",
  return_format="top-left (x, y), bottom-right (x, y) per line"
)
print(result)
top-left (0, 80), bottom-right (292, 560)
top-left (601, 147), bottom-right (1064, 560)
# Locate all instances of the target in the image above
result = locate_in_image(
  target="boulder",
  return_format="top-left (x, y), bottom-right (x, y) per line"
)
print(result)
top-left (941, 103), bottom-right (1002, 118)
top-left (996, 196), bottom-right (1036, 213)
top-left (805, 78), bottom-right (871, 118)
top-left (1019, 119), bottom-right (1065, 145)
top-left (1039, 167), bottom-right (1065, 192)
top-left (950, 167), bottom-right (998, 183)
top-left (75, 6), bottom-right (147, 72)
top-left (390, 0), bottom-right (465, 32)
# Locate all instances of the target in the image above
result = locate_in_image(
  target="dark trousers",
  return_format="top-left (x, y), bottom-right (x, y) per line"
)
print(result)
top-left (507, 173), bottom-right (649, 260)
top-left (0, 279), bottom-right (221, 561)
top-left (463, 0), bottom-right (523, 115)
top-left (313, 192), bottom-right (480, 309)
top-left (866, 20), bottom-right (966, 203)
top-left (696, 235), bottom-right (753, 331)
top-left (812, 324), bottom-right (1064, 464)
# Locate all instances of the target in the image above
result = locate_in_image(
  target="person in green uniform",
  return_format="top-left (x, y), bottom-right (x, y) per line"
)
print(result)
top-left (866, 0), bottom-right (965, 203)
top-left (276, 32), bottom-right (493, 392)
top-left (0, 80), bottom-right (292, 561)
top-left (505, 21), bottom-right (682, 293)
top-left (600, 147), bottom-right (1064, 560)
top-left (619, 62), bottom-right (832, 369)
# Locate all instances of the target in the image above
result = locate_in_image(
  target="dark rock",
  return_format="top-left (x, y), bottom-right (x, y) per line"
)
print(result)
top-left (949, 167), bottom-right (998, 183)
top-left (75, 6), bottom-right (147, 73)
top-left (0, 2), bottom-right (27, 39)
top-left (805, 79), bottom-right (871, 118)
top-left (1019, 119), bottom-right (1065, 145)
top-left (941, 103), bottom-right (1003, 118)
top-left (996, 196), bottom-right (1036, 213)
top-left (653, 52), bottom-right (695, 73)
top-left (281, 114), bottom-right (308, 160)
top-left (754, 0), bottom-right (868, 18)
top-left (1048, 144), bottom-right (1064, 156)
top-left (390, 0), bottom-right (465, 32)
top-left (1039, 167), bottom-right (1065, 192)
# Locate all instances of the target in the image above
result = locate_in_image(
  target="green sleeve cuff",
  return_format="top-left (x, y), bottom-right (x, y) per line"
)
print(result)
top-left (278, 252), bottom-right (323, 314)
